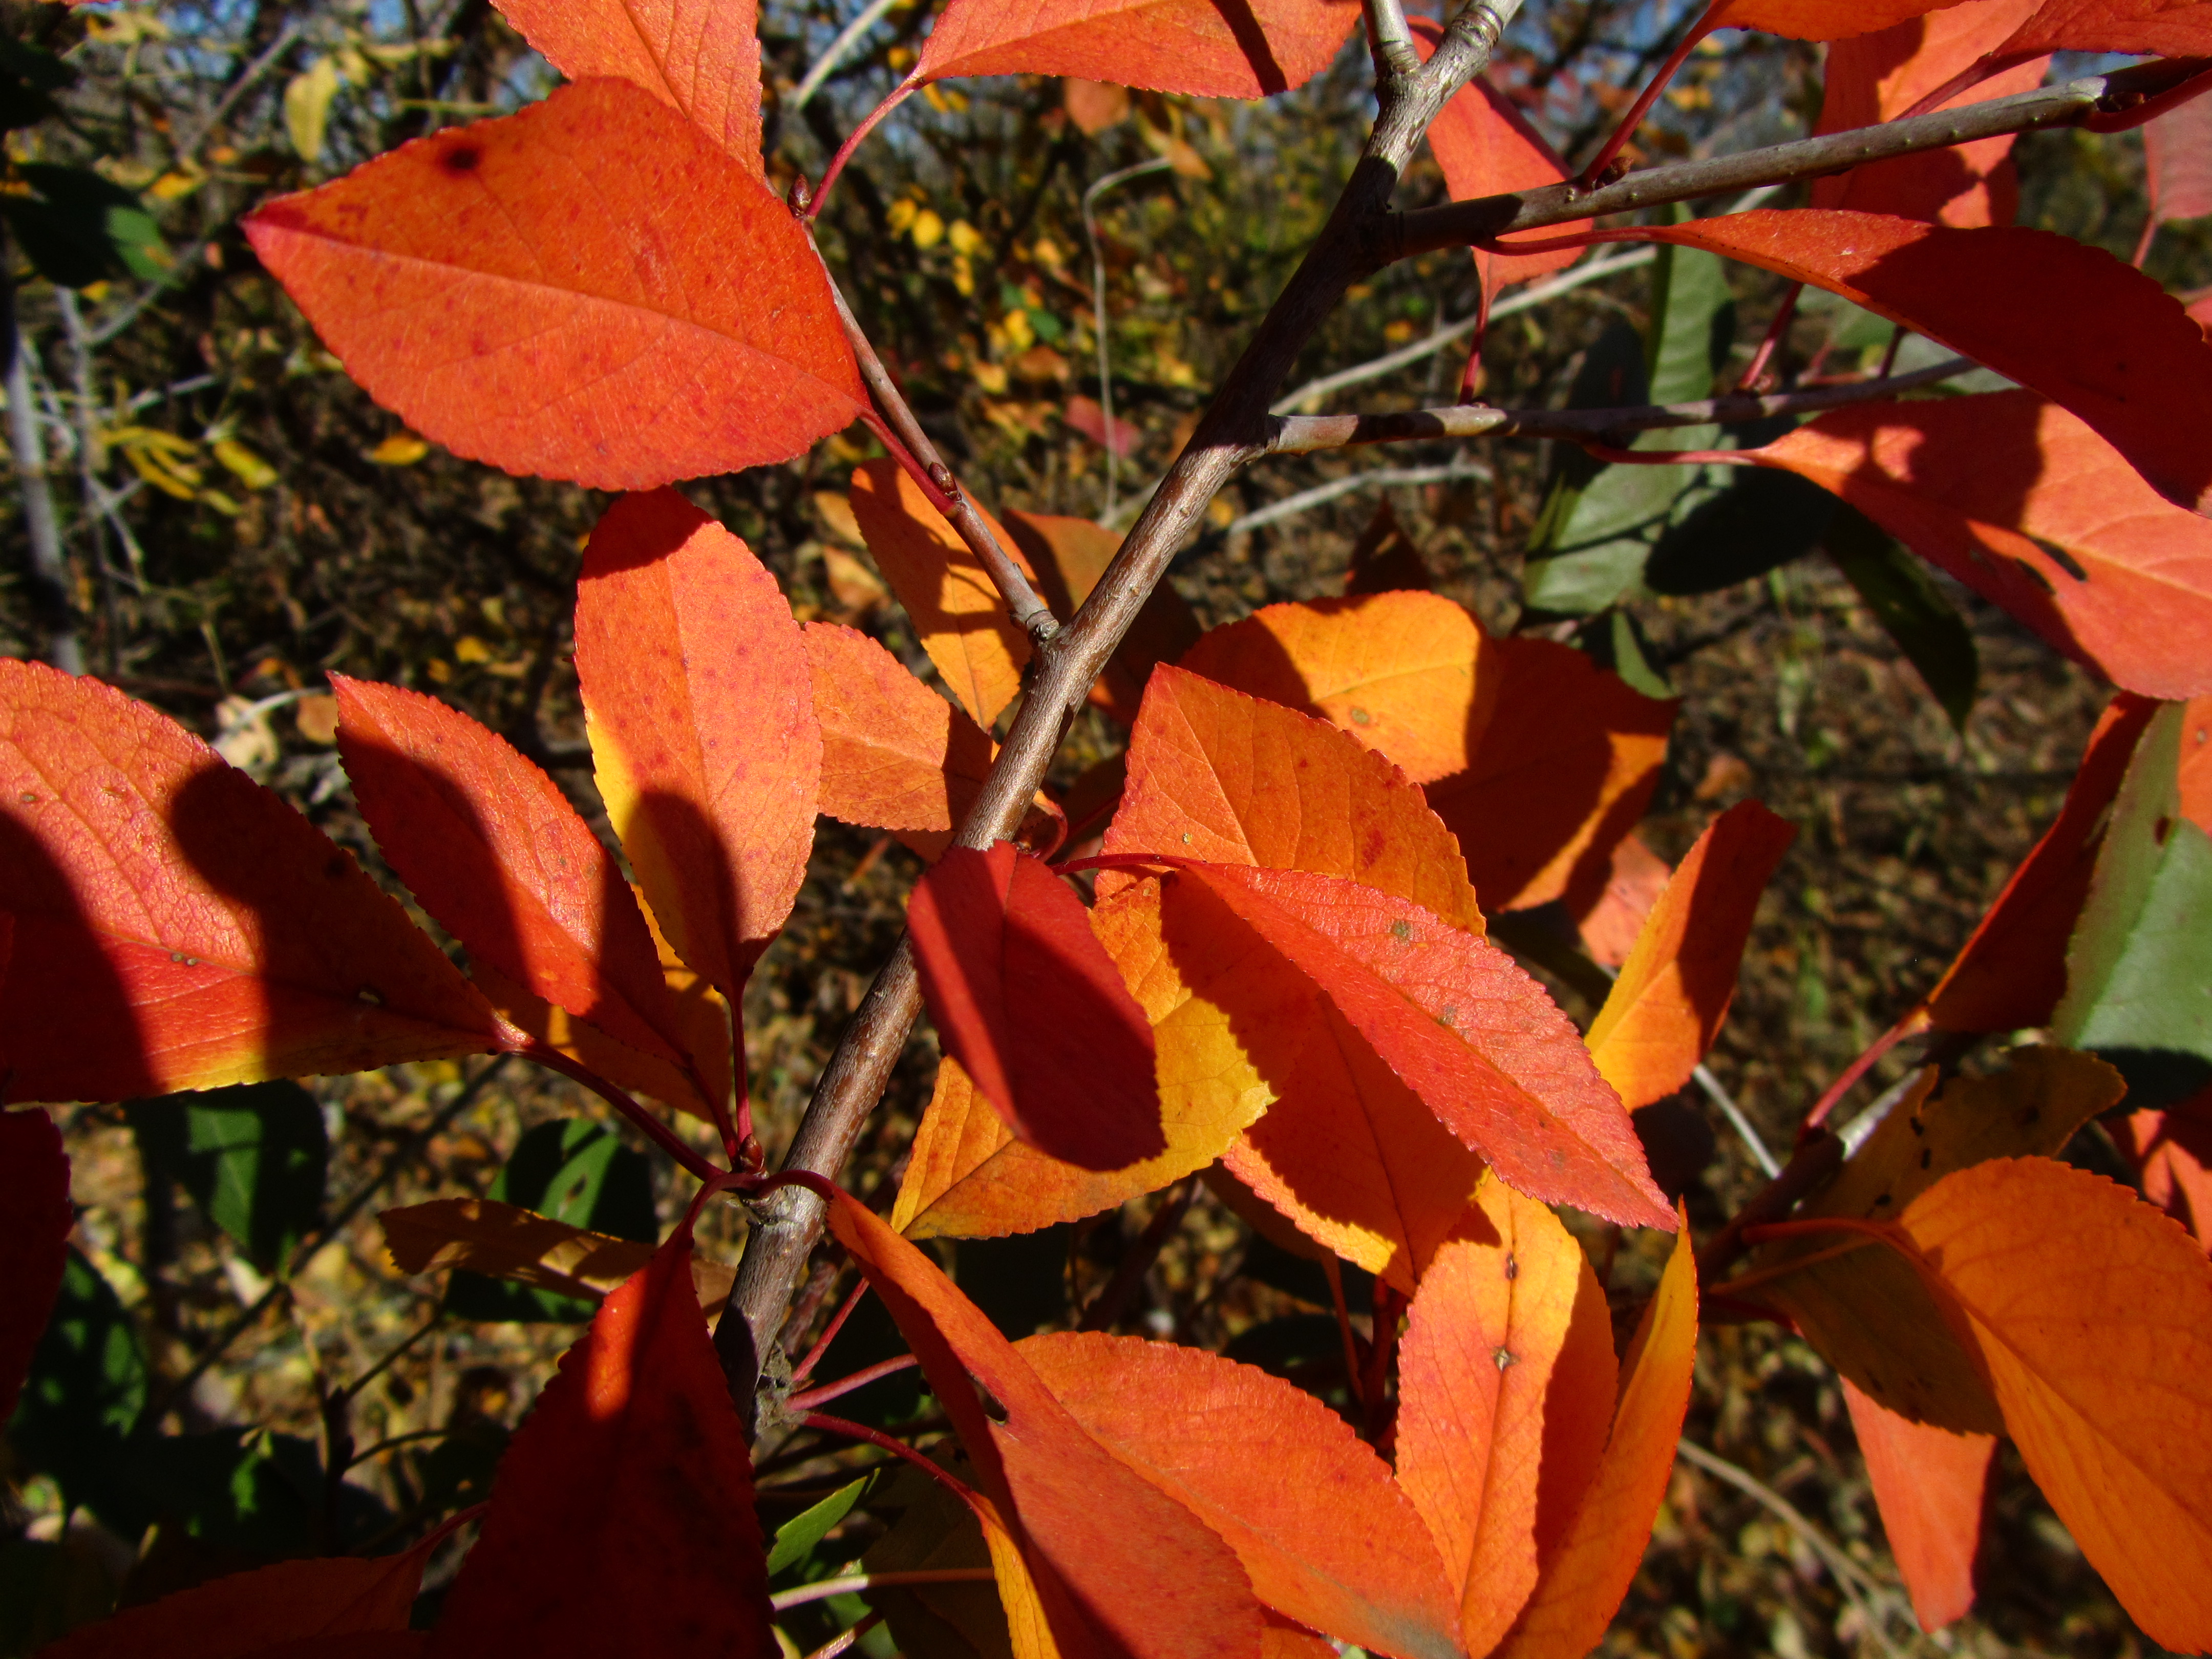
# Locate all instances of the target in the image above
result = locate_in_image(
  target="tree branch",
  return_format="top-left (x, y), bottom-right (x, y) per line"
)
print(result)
top-left (1392, 57), bottom-right (2212, 260)
top-left (1364, 0), bottom-right (1419, 81)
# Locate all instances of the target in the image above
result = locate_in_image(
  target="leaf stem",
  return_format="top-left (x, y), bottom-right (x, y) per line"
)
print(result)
top-left (791, 1278), bottom-right (873, 1386)
top-left (1575, 3), bottom-right (1720, 189)
top-left (523, 1043), bottom-right (728, 1184)
top-left (806, 74), bottom-right (920, 222)
top-left (799, 1410), bottom-right (983, 1509)
top-left (770, 1567), bottom-right (998, 1613)
top-left (786, 1353), bottom-right (921, 1413)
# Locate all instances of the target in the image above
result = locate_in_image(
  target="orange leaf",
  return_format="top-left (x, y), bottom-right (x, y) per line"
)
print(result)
top-left (1575, 832), bottom-right (1671, 970)
top-left (1179, 592), bottom-right (1494, 787)
top-left (2120, 1104), bottom-right (2212, 1248)
top-left (1342, 501), bottom-right (1433, 598)
top-left (243, 81), bottom-right (862, 491)
top-left (823, 1192), bottom-right (1266, 1659)
top-left (331, 676), bottom-right (697, 1081)
top-left (1020, 1329), bottom-right (1462, 1659)
top-left (908, 841), bottom-right (1164, 1171)
top-left (2180, 693), bottom-right (2212, 830)
top-left (849, 459), bottom-right (1032, 729)
top-left (1169, 862), bottom-right (1674, 1230)
top-left (380, 1197), bottom-right (653, 1300)
top-left (1810, 0), bottom-right (2047, 225)
top-left (1415, 20), bottom-right (1581, 304)
top-left (1840, 1376), bottom-right (1993, 1631)
top-left (1585, 802), bottom-right (1796, 1110)
top-left (1739, 393), bottom-right (2212, 698)
top-left (892, 877), bottom-right (1271, 1239)
top-left (40, 1546), bottom-right (436, 1659)
top-left (1003, 511), bottom-right (1202, 723)
top-left (426, 1220), bottom-right (776, 1659)
top-left (1922, 692), bottom-right (2157, 1032)
top-left (1110, 664), bottom-right (1483, 932)
top-left (0, 1102), bottom-right (69, 1422)
top-left (1712, 0), bottom-right (1980, 37)
top-left (0, 662), bottom-right (504, 1104)
top-left (1395, 1177), bottom-right (1619, 1656)
top-left (490, 0), bottom-right (763, 168)
top-left (1493, 1206), bottom-right (1698, 1659)
top-left (1898, 1157), bottom-right (2212, 1649)
top-left (805, 620), bottom-right (995, 858)
top-left (1631, 211), bottom-right (2212, 516)
top-left (1426, 637), bottom-right (1677, 914)
top-left (2146, 81), bottom-right (2212, 231)
top-left (575, 488), bottom-right (821, 999)
top-left (914, 0), bottom-right (1360, 97)
top-left (469, 957), bottom-right (719, 1122)
top-left (1996, 0), bottom-right (2212, 56)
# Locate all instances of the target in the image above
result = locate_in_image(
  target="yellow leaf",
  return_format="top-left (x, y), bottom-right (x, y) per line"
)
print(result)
top-left (366, 432), bottom-right (430, 466)
top-left (285, 56), bottom-right (342, 163)
top-left (210, 436), bottom-right (278, 490)
top-left (380, 1197), bottom-right (651, 1300)
top-left (453, 634), bottom-right (493, 665)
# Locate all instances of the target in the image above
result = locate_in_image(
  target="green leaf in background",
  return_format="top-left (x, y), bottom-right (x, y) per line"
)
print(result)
top-left (1, 164), bottom-right (169, 287)
top-left (1823, 503), bottom-right (1978, 732)
top-left (2054, 703), bottom-right (2212, 1111)
top-left (127, 1081), bottom-right (328, 1272)
top-left (1642, 462), bottom-right (1835, 596)
top-left (767, 1474), bottom-right (873, 1578)
top-left (5, 1250), bottom-right (148, 1535)
top-left (445, 1119), bottom-right (656, 1322)
top-left (0, 39), bottom-right (74, 133)
top-left (1573, 609), bottom-right (1673, 700)
top-left (133, 1428), bottom-right (390, 1557)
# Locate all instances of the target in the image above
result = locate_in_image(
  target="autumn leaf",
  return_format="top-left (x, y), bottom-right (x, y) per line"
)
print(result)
top-left (1415, 19), bottom-right (1583, 305)
top-left (1343, 501), bottom-right (1434, 597)
top-left (1628, 211), bottom-right (2212, 515)
top-left (1748, 1048), bottom-right (2124, 1429)
top-left (331, 676), bottom-right (701, 1089)
top-left (1424, 639), bottom-right (1676, 914)
top-left (1840, 1377), bottom-right (1994, 1631)
top-left (1577, 832), bottom-right (1671, 969)
top-left (574, 488), bottom-right (821, 1001)
top-left (891, 878), bottom-right (1276, 1242)
top-left (1179, 591), bottom-right (1494, 786)
top-left (381, 1197), bottom-right (654, 1301)
top-left (848, 459), bottom-right (1031, 729)
top-left (0, 1103), bottom-right (70, 1423)
top-left (2142, 81), bottom-right (2212, 256)
top-left (1109, 664), bottom-right (1483, 932)
top-left (1711, 0), bottom-right (1981, 37)
top-left (1492, 1206), bottom-right (1697, 1659)
top-left (426, 1217), bottom-right (776, 1659)
top-left (1898, 1157), bottom-right (2212, 1649)
top-left (244, 80), bottom-right (863, 491)
top-left (1994, 0), bottom-right (2212, 57)
top-left (1585, 801), bottom-right (1796, 1110)
top-left (1735, 393), bottom-right (2212, 698)
top-left (1810, 0), bottom-right (2048, 225)
top-left (805, 620), bottom-right (996, 860)
top-left (39, 1546), bottom-right (438, 1659)
top-left (913, 0), bottom-right (1362, 98)
top-left (1020, 1330), bottom-right (1463, 1659)
top-left (2120, 1100), bottom-right (2212, 1248)
top-left (907, 841), bottom-right (1165, 1171)
top-left (1003, 511), bottom-right (1201, 723)
top-left (1168, 861), bottom-right (1674, 1230)
top-left (490, 0), bottom-right (763, 168)
top-left (823, 1190), bottom-right (1266, 1659)
top-left (1395, 1177), bottom-right (1620, 1655)
top-left (0, 661), bottom-right (505, 1104)
top-left (1919, 693), bottom-right (2157, 1032)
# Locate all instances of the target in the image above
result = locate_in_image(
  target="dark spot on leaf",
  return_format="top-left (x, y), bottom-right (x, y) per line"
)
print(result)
top-left (1908, 1116), bottom-right (1924, 1137)
top-left (1873, 1190), bottom-right (1892, 1209)
top-left (357, 986), bottom-right (384, 1006)
top-left (1494, 1347), bottom-right (1516, 1372)
top-left (442, 144), bottom-right (483, 174)
top-left (2029, 535), bottom-right (2088, 582)
top-left (2018, 1106), bottom-right (2041, 1126)
top-left (1350, 706), bottom-right (1372, 726)
top-left (1920, 1147), bottom-right (1932, 1169)
top-left (2155, 815), bottom-right (2174, 846)
top-left (16, 792), bottom-right (34, 804)
top-left (1391, 919), bottom-right (1412, 942)
top-left (974, 1383), bottom-right (1009, 1424)
top-left (1504, 1253), bottom-right (1518, 1281)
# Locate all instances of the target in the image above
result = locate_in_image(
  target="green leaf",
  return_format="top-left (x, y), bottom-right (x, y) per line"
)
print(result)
top-left (2, 165), bottom-right (170, 287)
top-left (134, 1428), bottom-right (392, 1556)
top-left (0, 41), bottom-right (75, 135)
top-left (1824, 503), bottom-right (1977, 732)
top-left (767, 1474), bottom-right (873, 1578)
top-left (5, 1250), bottom-right (147, 1535)
top-left (1574, 610), bottom-right (1673, 699)
top-left (445, 1119), bottom-right (656, 1322)
top-left (2054, 703), bottom-right (2212, 1111)
top-left (128, 1081), bottom-right (328, 1272)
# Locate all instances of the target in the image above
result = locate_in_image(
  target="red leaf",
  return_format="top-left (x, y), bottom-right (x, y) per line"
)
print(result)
top-left (1166, 862), bottom-right (1674, 1229)
top-left (490, 0), bottom-right (763, 168)
top-left (1020, 1330), bottom-right (1463, 1659)
top-left (1415, 20), bottom-right (1582, 304)
top-left (2119, 1104), bottom-right (2212, 1248)
top-left (1921, 693), bottom-right (2156, 1031)
top-left (1632, 210), bottom-right (2212, 515)
top-left (1995, 0), bottom-right (2212, 56)
top-left (1064, 394), bottom-right (1139, 458)
top-left (41, 1546), bottom-right (437, 1659)
top-left (1841, 1377), bottom-right (1994, 1631)
top-left (243, 80), bottom-right (862, 491)
top-left (823, 1192), bottom-right (1266, 1659)
top-left (1811, 1), bottom-right (2047, 225)
top-left (427, 1221), bottom-right (775, 1659)
top-left (1585, 802), bottom-right (1796, 1110)
top-left (1712, 0), bottom-right (1984, 37)
top-left (914, 0), bottom-right (1361, 97)
top-left (331, 677), bottom-right (697, 1081)
top-left (0, 662), bottom-right (504, 1104)
top-left (0, 1102), bottom-right (70, 1423)
top-left (1738, 391), bottom-right (2212, 697)
top-left (573, 488), bottom-right (821, 1000)
top-left (908, 841), bottom-right (1164, 1171)
top-left (2145, 84), bottom-right (2212, 232)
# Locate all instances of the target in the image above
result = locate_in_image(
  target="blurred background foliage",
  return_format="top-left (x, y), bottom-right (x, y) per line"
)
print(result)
top-left (2, 0), bottom-right (2207, 1654)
